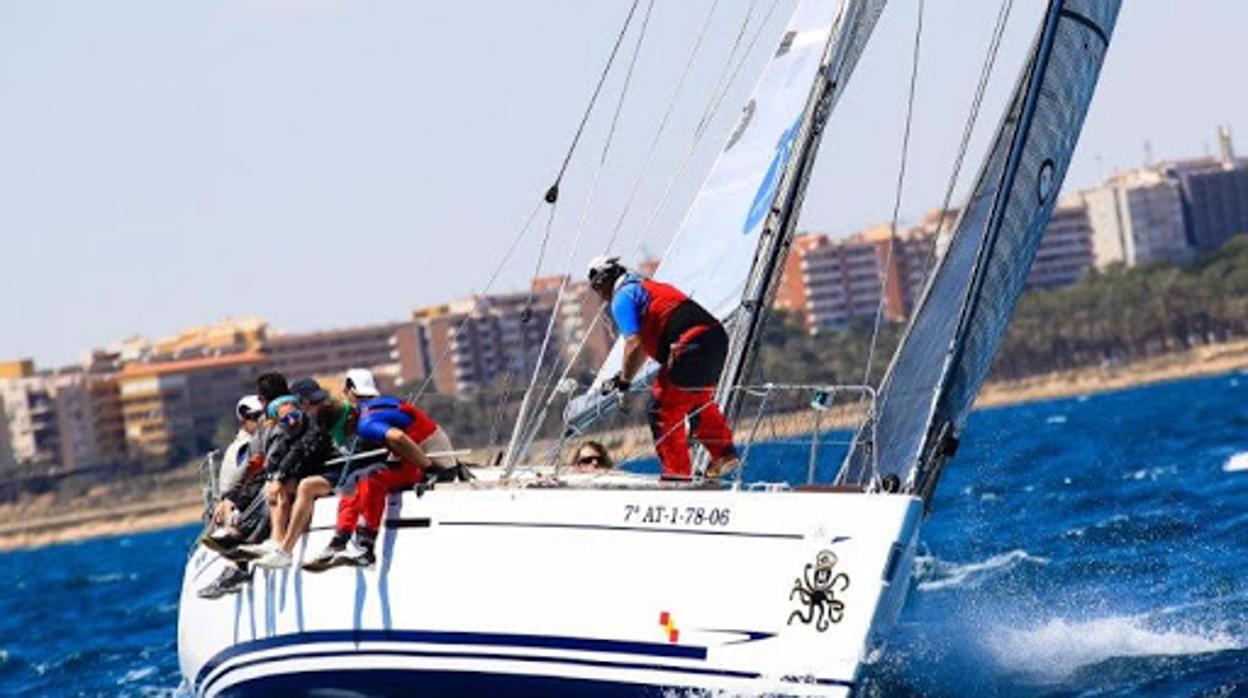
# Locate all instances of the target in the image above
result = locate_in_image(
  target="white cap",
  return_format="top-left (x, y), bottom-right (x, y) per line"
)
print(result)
top-left (344, 368), bottom-right (381, 398)
top-left (586, 255), bottom-right (623, 287)
top-left (236, 394), bottom-right (263, 420)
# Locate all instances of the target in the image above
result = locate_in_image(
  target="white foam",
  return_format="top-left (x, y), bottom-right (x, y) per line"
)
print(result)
top-left (986, 616), bottom-right (1240, 680)
top-left (1223, 451), bottom-right (1248, 473)
top-left (915, 549), bottom-right (1048, 592)
top-left (1045, 415), bottom-right (1067, 424)
top-left (117, 665), bottom-right (157, 685)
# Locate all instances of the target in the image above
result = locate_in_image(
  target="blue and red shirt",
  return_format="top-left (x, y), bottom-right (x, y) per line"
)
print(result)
top-left (357, 396), bottom-right (439, 446)
top-left (611, 274), bottom-right (717, 364)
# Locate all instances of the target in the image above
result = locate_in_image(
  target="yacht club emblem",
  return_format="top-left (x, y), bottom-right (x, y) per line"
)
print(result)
top-left (788, 549), bottom-right (850, 631)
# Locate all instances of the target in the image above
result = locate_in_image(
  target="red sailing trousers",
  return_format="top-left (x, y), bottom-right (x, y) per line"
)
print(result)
top-left (335, 461), bottom-right (424, 536)
top-left (647, 324), bottom-right (736, 479)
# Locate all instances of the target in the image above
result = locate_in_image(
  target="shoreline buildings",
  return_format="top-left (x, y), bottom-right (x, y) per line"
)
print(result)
top-left (4, 128), bottom-right (1247, 474)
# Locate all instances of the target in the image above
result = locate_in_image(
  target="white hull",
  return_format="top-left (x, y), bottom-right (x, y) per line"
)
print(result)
top-left (178, 484), bottom-right (923, 697)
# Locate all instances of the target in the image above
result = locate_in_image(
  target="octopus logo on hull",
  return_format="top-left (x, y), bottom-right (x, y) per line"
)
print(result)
top-left (788, 549), bottom-right (850, 631)
top-left (742, 118), bottom-right (802, 234)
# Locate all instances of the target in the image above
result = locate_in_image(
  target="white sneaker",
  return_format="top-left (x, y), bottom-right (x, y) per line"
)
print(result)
top-left (255, 548), bottom-right (293, 569)
top-left (338, 541), bottom-right (376, 568)
top-left (235, 539), bottom-right (280, 560)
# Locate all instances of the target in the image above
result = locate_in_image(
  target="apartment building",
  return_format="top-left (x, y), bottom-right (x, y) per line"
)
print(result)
top-left (777, 224), bottom-right (934, 335)
top-left (1026, 196), bottom-right (1095, 289)
top-left (262, 321), bottom-right (418, 389)
top-left (118, 353), bottom-right (262, 468)
top-left (1164, 130), bottom-right (1248, 252)
top-left (411, 286), bottom-right (561, 397)
top-left (0, 361), bottom-right (60, 473)
top-left (1085, 167), bottom-right (1192, 268)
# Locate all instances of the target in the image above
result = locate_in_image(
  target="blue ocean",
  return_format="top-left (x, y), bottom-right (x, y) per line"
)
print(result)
top-left (2, 373), bottom-right (1246, 697)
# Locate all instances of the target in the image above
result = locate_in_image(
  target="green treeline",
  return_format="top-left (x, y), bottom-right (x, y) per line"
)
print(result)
top-left (994, 236), bottom-right (1248, 378)
top-left (420, 236), bottom-right (1248, 450)
top-left (757, 235), bottom-right (1248, 386)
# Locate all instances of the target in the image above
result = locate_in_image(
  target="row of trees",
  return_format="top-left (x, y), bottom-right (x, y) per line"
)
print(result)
top-left (405, 236), bottom-right (1248, 449)
top-left (755, 235), bottom-right (1248, 386)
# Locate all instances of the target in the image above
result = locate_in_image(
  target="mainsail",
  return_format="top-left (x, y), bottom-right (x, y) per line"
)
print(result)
top-left (565, 0), bottom-right (887, 430)
top-left (837, 0), bottom-right (1121, 496)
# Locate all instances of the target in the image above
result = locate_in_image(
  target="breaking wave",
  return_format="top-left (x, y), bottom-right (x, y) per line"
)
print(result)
top-left (913, 549), bottom-right (1048, 592)
top-left (1224, 451), bottom-right (1248, 472)
top-left (985, 615), bottom-right (1242, 680)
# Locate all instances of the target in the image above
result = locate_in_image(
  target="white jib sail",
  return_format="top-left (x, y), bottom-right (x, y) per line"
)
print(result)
top-left (567, 0), bottom-right (884, 427)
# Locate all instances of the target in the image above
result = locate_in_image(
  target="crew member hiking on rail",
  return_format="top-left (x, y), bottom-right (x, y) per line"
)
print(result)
top-left (304, 368), bottom-right (456, 571)
top-left (588, 256), bottom-right (739, 481)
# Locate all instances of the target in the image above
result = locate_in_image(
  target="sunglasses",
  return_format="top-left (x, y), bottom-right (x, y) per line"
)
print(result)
top-left (576, 454), bottom-right (605, 466)
top-left (279, 411), bottom-right (304, 427)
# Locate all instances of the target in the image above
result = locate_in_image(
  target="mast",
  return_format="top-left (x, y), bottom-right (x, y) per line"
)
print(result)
top-left (717, 0), bottom-right (866, 421)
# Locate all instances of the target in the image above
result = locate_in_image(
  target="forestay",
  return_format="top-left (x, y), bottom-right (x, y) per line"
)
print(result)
top-left (837, 0), bottom-right (1121, 494)
top-left (565, 0), bottom-right (887, 430)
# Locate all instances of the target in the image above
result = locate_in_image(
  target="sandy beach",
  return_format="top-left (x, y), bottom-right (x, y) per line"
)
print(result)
top-left (3, 339), bottom-right (1246, 553)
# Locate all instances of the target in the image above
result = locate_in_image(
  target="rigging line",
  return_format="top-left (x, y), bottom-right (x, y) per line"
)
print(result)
top-left (869, 0), bottom-right (1014, 424)
top-left (603, 0), bottom-right (723, 252)
top-left (506, 0), bottom-right (655, 472)
top-left (531, 306), bottom-right (611, 474)
top-left (549, 0), bottom-right (643, 197)
top-left (863, 0), bottom-right (925, 386)
top-left (694, 0), bottom-right (760, 139)
top-left (601, 0), bottom-right (656, 165)
top-left (411, 199), bottom-right (544, 403)
top-left (694, 0), bottom-right (779, 145)
top-left (933, 0), bottom-right (1015, 244)
top-left (523, 0), bottom-right (646, 314)
top-left (418, 0), bottom-right (641, 404)
top-left (629, 0), bottom-right (780, 262)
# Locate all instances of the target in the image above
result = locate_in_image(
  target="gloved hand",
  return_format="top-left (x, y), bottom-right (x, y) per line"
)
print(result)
top-left (601, 372), bottom-right (630, 396)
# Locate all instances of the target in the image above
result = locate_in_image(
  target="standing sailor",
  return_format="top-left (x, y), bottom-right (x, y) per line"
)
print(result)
top-left (588, 256), bottom-right (739, 480)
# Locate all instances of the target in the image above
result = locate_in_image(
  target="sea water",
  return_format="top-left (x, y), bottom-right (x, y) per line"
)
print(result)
top-left (1, 373), bottom-right (1246, 696)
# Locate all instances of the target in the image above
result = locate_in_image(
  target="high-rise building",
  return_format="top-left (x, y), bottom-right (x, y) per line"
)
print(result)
top-left (0, 362), bottom-right (60, 474)
top-left (411, 286), bottom-right (561, 397)
top-left (1162, 132), bottom-right (1248, 252)
top-left (0, 359), bottom-right (126, 477)
top-left (117, 353), bottom-right (262, 468)
top-left (151, 317), bottom-right (268, 360)
top-left (532, 275), bottom-right (614, 374)
top-left (776, 223), bottom-right (935, 335)
top-left (1084, 168), bottom-right (1190, 268)
top-left (1026, 196), bottom-right (1095, 289)
top-left (262, 322), bottom-right (418, 388)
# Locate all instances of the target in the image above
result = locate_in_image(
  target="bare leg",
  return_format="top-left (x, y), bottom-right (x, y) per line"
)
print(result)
top-left (265, 480), bottom-right (296, 543)
top-left (282, 477), bottom-right (331, 553)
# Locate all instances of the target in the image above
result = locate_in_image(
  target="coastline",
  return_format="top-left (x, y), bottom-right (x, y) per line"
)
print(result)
top-left (3, 339), bottom-right (1246, 553)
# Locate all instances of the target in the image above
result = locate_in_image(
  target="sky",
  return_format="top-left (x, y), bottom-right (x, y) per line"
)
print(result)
top-left (0, 1), bottom-right (1243, 368)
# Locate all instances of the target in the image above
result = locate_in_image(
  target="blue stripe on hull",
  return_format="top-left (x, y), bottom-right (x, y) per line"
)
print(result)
top-left (215, 667), bottom-right (841, 698)
top-left (195, 628), bottom-right (706, 689)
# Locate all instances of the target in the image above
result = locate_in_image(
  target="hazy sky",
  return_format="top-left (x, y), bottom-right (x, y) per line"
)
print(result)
top-left (1, 1), bottom-right (1242, 367)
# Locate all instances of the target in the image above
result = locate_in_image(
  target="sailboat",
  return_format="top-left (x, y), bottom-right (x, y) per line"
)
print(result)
top-left (177, 1), bottom-right (1120, 695)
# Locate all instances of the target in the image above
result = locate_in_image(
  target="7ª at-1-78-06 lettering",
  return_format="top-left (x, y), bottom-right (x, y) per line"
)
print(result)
top-left (623, 504), bottom-right (731, 527)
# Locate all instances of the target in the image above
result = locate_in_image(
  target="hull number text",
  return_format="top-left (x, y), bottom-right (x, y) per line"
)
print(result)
top-left (623, 504), bottom-right (731, 527)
